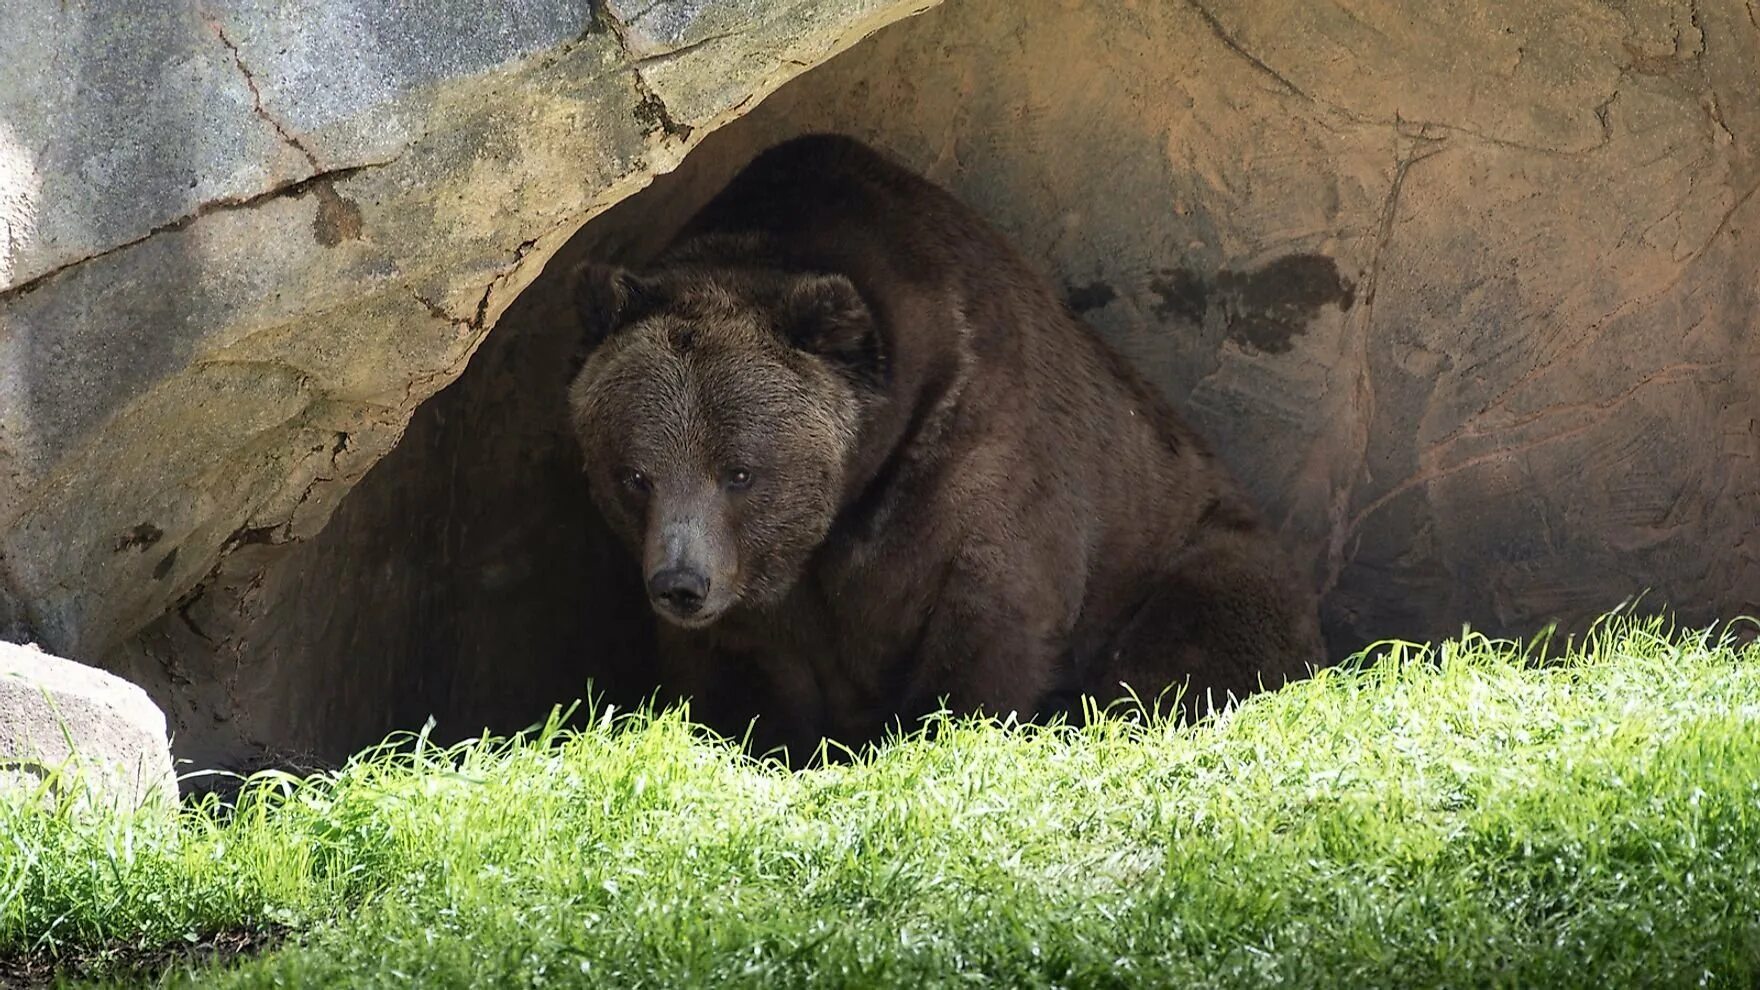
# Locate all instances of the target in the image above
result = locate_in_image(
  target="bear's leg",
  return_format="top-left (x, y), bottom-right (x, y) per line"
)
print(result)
top-left (741, 660), bottom-right (830, 764)
top-left (907, 578), bottom-right (1061, 727)
top-left (1093, 528), bottom-right (1324, 723)
top-left (656, 631), bottom-right (825, 758)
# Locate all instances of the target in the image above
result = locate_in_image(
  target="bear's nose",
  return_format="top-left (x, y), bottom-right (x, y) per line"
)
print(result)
top-left (648, 567), bottom-right (709, 616)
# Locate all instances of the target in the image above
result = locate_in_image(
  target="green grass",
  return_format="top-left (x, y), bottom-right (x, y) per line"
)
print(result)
top-left (4, 612), bottom-right (1760, 988)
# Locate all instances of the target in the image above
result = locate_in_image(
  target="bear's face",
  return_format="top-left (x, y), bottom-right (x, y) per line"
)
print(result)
top-left (567, 265), bottom-right (882, 627)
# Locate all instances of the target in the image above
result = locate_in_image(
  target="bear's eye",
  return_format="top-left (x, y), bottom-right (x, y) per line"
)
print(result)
top-left (621, 469), bottom-right (650, 494)
top-left (724, 467), bottom-right (754, 492)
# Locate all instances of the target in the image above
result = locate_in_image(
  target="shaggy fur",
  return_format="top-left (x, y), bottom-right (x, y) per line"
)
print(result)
top-left (567, 134), bottom-right (1324, 757)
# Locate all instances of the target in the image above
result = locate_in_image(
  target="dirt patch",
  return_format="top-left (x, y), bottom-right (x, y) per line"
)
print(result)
top-left (0, 923), bottom-right (289, 989)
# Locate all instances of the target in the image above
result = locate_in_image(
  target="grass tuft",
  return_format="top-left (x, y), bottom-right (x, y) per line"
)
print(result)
top-left (4, 612), bottom-right (1759, 987)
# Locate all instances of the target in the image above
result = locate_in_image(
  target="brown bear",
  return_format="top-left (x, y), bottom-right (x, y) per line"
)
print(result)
top-left (566, 134), bottom-right (1323, 758)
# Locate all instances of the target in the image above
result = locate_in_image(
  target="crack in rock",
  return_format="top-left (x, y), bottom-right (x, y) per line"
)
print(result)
top-left (0, 11), bottom-right (385, 299)
top-left (415, 234), bottom-right (546, 334)
top-left (411, 290), bottom-right (469, 329)
top-left (1443, 174), bottom-right (1760, 442)
top-left (205, 17), bottom-right (322, 170)
top-left (633, 30), bottom-right (742, 68)
top-left (0, 161), bottom-right (390, 303)
top-left (1319, 140), bottom-right (1445, 599)
top-left (1183, 0), bottom-right (1619, 158)
top-left (204, 17), bottom-right (373, 248)
top-left (593, 0), bottom-right (694, 139)
top-left (172, 424), bottom-right (365, 635)
top-left (1182, 0), bottom-right (1317, 104)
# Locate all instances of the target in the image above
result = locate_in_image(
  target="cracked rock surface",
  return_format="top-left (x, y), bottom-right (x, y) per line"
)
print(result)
top-left (733, 0), bottom-right (1759, 650)
top-left (0, 0), bottom-right (939, 671)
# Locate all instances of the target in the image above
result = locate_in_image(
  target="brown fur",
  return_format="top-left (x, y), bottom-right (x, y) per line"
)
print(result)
top-left (567, 135), bottom-right (1325, 758)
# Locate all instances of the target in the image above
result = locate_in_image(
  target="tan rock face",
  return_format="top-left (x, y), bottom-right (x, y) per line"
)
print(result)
top-left (726, 0), bottom-right (1760, 648)
top-left (11, 0), bottom-right (1758, 770)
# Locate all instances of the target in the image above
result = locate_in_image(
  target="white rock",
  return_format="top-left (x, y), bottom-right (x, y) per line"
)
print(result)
top-left (0, 640), bottom-right (177, 811)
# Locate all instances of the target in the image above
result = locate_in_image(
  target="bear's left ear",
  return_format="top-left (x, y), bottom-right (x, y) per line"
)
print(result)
top-left (573, 263), bottom-right (664, 351)
top-left (568, 263), bottom-right (665, 382)
top-left (782, 273), bottom-right (884, 384)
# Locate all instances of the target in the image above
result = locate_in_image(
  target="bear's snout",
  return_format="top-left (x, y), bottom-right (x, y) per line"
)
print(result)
top-left (643, 506), bottom-right (736, 626)
top-left (649, 567), bottom-right (710, 618)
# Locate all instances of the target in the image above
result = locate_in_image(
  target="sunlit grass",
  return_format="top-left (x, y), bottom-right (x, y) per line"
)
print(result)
top-left (4, 611), bottom-right (1758, 987)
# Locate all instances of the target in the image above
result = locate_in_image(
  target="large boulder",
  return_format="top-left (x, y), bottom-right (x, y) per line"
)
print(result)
top-left (0, 0), bottom-right (941, 661)
top-left (1, 641), bottom-right (177, 809)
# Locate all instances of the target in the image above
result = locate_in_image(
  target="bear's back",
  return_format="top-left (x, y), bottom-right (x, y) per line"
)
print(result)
top-left (674, 135), bottom-right (1209, 489)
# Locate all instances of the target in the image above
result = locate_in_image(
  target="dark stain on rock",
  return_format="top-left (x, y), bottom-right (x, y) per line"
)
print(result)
top-left (115, 523), bottom-right (163, 553)
top-left (1064, 279), bottom-right (1118, 314)
top-left (633, 93), bottom-right (693, 140)
top-left (153, 547), bottom-right (178, 580)
top-left (310, 181), bottom-right (363, 247)
top-left (1153, 254), bottom-right (1355, 354)
top-left (583, 0), bottom-right (612, 35)
top-left (222, 524), bottom-right (284, 554)
top-left (1148, 269), bottom-right (1209, 325)
top-left (1622, 41), bottom-right (1692, 77)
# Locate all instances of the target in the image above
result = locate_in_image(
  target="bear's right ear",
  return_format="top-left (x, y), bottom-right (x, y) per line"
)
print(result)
top-left (781, 273), bottom-right (885, 385)
top-left (572, 262), bottom-right (661, 354)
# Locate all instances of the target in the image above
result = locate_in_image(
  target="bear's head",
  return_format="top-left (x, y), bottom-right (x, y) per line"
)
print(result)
top-left (566, 263), bottom-right (884, 628)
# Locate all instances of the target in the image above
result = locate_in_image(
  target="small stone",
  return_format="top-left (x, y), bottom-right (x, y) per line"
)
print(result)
top-left (0, 640), bottom-right (177, 812)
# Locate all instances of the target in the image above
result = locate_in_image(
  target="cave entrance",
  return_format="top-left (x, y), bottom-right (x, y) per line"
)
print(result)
top-left (113, 0), bottom-right (1760, 777)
